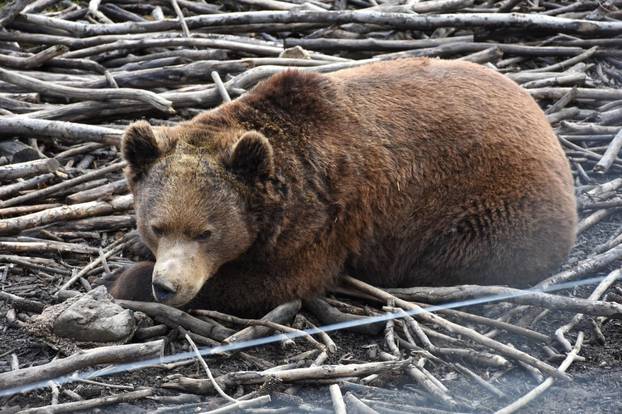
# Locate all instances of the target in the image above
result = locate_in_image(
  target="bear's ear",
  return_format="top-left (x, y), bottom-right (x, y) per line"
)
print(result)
top-left (226, 131), bottom-right (274, 181)
top-left (122, 121), bottom-right (160, 182)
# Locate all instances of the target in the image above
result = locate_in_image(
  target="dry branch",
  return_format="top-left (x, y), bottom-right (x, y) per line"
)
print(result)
top-left (18, 11), bottom-right (622, 36)
top-left (386, 284), bottom-right (622, 319)
top-left (195, 309), bottom-right (326, 352)
top-left (0, 340), bottom-right (164, 391)
top-left (224, 300), bottom-right (301, 343)
top-left (18, 388), bottom-right (155, 414)
top-left (0, 158), bottom-right (59, 181)
top-left (117, 300), bottom-right (234, 341)
top-left (0, 117), bottom-right (122, 145)
top-left (167, 359), bottom-right (412, 394)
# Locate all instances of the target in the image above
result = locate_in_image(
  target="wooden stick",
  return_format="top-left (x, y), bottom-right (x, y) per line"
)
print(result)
top-left (166, 359), bottom-right (412, 394)
top-left (67, 179), bottom-right (128, 204)
top-left (0, 290), bottom-right (45, 313)
top-left (386, 284), bottom-right (622, 319)
top-left (211, 71), bottom-right (232, 103)
top-left (0, 0), bottom-right (35, 26)
top-left (184, 332), bottom-right (237, 402)
top-left (0, 239), bottom-right (99, 255)
top-left (117, 300), bottom-right (235, 341)
top-left (18, 388), bottom-right (154, 414)
top-left (20, 11), bottom-right (622, 37)
top-left (0, 340), bottom-right (164, 391)
top-left (0, 157), bottom-right (59, 181)
top-left (329, 384), bottom-right (347, 414)
top-left (536, 244), bottom-right (622, 289)
top-left (0, 45), bottom-right (68, 70)
top-left (303, 297), bottom-right (384, 335)
top-left (57, 239), bottom-right (126, 292)
top-left (344, 392), bottom-right (379, 414)
top-left (0, 115), bottom-right (121, 145)
top-left (195, 309), bottom-right (326, 352)
top-left (555, 268), bottom-right (621, 351)
top-left (593, 129), bottom-right (622, 174)
top-left (202, 395), bottom-right (271, 414)
top-left (223, 300), bottom-right (301, 343)
top-left (524, 46), bottom-right (598, 73)
top-left (170, 0), bottom-right (191, 38)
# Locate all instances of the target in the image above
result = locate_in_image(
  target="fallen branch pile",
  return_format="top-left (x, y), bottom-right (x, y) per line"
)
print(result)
top-left (1, 0), bottom-right (622, 413)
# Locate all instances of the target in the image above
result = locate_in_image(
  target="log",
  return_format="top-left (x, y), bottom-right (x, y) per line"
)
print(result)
top-left (0, 158), bottom-right (59, 182)
top-left (18, 11), bottom-right (622, 36)
top-left (0, 117), bottom-right (122, 145)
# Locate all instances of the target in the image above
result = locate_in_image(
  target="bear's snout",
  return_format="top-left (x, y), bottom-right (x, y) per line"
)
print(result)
top-left (152, 278), bottom-right (177, 302)
top-left (152, 258), bottom-right (182, 303)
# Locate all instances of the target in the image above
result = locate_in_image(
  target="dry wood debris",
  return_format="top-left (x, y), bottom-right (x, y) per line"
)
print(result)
top-left (0, 0), bottom-right (622, 413)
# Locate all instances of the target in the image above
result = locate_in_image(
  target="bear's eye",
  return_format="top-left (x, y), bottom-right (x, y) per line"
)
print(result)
top-left (195, 230), bottom-right (212, 241)
top-left (151, 224), bottom-right (164, 237)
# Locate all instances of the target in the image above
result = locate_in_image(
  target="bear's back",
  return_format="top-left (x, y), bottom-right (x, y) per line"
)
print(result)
top-left (328, 59), bottom-right (576, 288)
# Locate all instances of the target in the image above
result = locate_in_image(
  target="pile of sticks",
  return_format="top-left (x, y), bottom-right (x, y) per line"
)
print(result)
top-left (1, 0), bottom-right (622, 413)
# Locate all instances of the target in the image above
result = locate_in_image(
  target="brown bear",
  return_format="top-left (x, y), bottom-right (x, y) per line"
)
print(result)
top-left (105, 58), bottom-right (577, 316)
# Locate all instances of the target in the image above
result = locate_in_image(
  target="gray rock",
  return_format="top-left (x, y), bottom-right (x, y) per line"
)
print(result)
top-left (53, 286), bottom-right (136, 343)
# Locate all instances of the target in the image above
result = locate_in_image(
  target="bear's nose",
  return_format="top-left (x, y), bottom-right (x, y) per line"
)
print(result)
top-left (152, 279), bottom-right (177, 302)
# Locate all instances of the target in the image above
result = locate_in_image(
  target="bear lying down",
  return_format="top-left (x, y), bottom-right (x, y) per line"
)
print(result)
top-left (104, 58), bottom-right (577, 316)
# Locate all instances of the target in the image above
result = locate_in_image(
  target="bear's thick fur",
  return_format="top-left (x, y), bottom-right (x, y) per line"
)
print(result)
top-left (109, 58), bottom-right (577, 315)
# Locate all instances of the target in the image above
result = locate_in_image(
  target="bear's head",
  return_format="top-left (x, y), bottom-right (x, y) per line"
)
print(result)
top-left (121, 120), bottom-right (275, 307)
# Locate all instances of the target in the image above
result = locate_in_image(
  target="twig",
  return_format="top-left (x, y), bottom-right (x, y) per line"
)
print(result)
top-left (57, 238), bottom-right (126, 292)
top-left (344, 392), bottom-right (379, 414)
top-left (184, 332), bottom-right (237, 403)
top-left (202, 395), bottom-right (272, 414)
top-left (555, 268), bottom-right (621, 351)
top-left (211, 71), bottom-right (232, 103)
top-left (495, 333), bottom-right (585, 414)
top-left (594, 129), bottom-right (622, 174)
top-left (329, 384), bottom-right (347, 414)
top-left (170, 0), bottom-right (191, 38)
top-left (386, 285), bottom-right (622, 320)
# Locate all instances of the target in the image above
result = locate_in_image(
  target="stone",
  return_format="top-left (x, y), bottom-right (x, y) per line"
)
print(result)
top-left (52, 286), bottom-right (136, 343)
